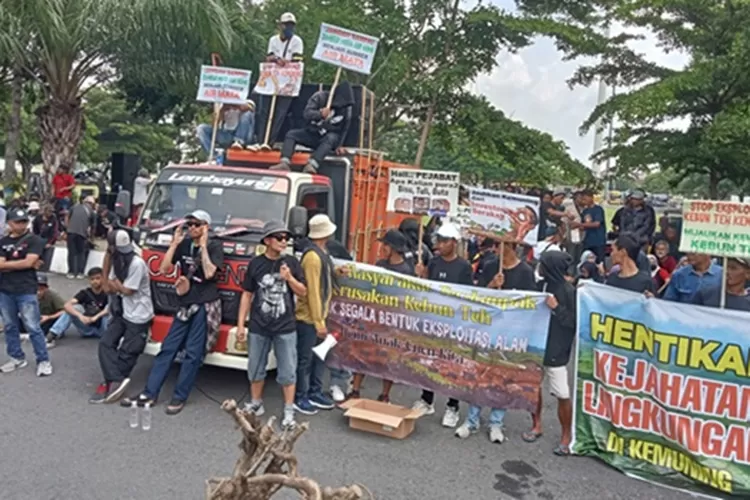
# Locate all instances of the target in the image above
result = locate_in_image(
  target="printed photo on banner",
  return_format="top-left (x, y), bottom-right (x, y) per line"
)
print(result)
top-left (325, 260), bottom-right (551, 411)
top-left (313, 23), bottom-right (380, 74)
top-left (253, 62), bottom-right (304, 97)
top-left (386, 168), bottom-right (460, 217)
top-left (466, 188), bottom-right (541, 245)
top-left (196, 65), bottom-right (252, 105)
top-left (573, 281), bottom-right (750, 499)
top-left (680, 199), bottom-right (750, 258)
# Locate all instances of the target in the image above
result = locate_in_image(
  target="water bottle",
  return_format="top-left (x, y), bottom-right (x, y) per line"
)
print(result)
top-left (129, 401), bottom-right (139, 429)
top-left (141, 403), bottom-right (152, 431)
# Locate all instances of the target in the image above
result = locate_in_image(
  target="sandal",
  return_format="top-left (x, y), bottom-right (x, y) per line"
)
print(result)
top-left (522, 431), bottom-right (543, 443)
top-left (120, 394), bottom-right (155, 408)
top-left (165, 399), bottom-right (185, 416)
top-left (553, 444), bottom-right (571, 456)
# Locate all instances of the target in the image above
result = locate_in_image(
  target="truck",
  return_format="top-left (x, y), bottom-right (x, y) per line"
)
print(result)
top-left (124, 148), bottom-right (413, 370)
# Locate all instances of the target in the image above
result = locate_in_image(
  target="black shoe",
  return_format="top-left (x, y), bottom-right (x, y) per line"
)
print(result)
top-left (120, 393), bottom-right (154, 408)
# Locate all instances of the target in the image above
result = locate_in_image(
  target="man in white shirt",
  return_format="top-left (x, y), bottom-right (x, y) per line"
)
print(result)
top-left (132, 169), bottom-right (151, 223)
top-left (196, 101), bottom-right (256, 155)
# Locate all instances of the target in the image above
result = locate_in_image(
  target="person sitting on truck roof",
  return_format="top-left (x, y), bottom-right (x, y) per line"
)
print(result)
top-left (196, 100), bottom-right (256, 154)
top-left (270, 81), bottom-right (354, 174)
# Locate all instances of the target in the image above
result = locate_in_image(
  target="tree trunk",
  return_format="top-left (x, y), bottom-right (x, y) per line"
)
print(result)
top-left (36, 98), bottom-right (84, 196)
top-left (414, 100), bottom-right (435, 167)
top-left (708, 169), bottom-right (720, 200)
top-left (3, 68), bottom-right (23, 183)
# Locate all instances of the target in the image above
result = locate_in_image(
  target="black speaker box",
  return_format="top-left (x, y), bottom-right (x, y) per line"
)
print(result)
top-left (111, 153), bottom-right (141, 194)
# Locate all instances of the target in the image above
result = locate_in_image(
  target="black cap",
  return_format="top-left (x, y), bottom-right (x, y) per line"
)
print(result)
top-left (8, 208), bottom-right (29, 222)
top-left (37, 274), bottom-right (49, 286)
top-left (378, 229), bottom-right (408, 254)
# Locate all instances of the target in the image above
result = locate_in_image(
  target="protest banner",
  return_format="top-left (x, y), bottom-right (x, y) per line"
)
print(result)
top-left (386, 169), bottom-right (460, 217)
top-left (253, 62), bottom-right (304, 97)
top-left (326, 261), bottom-right (551, 411)
top-left (313, 23), bottom-right (380, 75)
top-left (680, 199), bottom-right (750, 258)
top-left (573, 281), bottom-right (750, 499)
top-left (196, 65), bottom-right (252, 105)
top-left (466, 188), bottom-right (541, 245)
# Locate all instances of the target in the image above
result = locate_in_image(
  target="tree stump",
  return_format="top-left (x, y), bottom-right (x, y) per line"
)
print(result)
top-left (206, 399), bottom-right (370, 500)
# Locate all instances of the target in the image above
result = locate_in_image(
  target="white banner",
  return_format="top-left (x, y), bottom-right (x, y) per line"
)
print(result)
top-left (313, 23), bottom-right (379, 74)
top-left (253, 62), bottom-right (304, 97)
top-left (386, 169), bottom-right (460, 217)
top-left (467, 188), bottom-right (541, 245)
top-left (196, 65), bottom-right (252, 105)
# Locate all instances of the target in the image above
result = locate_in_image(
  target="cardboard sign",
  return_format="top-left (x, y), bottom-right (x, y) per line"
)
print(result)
top-left (313, 23), bottom-right (379, 74)
top-left (679, 199), bottom-right (750, 258)
top-left (467, 188), bottom-right (541, 245)
top-left (196, 65), bottom-right (252, 105)
top-left (253, 62), bottom-right (304, 97)
top-left (386, 168), bottom-right (460, 216)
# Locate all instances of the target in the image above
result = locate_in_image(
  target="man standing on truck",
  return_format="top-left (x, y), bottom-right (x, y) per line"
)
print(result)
top-left (270, 82), bottom-right (354, 174)
top-left (236, 220), bottom-right (307, 429)
top-left (124, 210), bottom-right (224, 415)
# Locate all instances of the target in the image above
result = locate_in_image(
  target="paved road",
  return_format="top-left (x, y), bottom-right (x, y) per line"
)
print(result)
top-left (0, 275), bottom-right (692, 500)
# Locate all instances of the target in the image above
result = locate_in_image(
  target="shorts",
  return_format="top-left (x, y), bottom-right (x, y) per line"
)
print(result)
top-left (545, 365), bottom-right (570, 399)
top-left (247, 331), bottom-right (297, 386)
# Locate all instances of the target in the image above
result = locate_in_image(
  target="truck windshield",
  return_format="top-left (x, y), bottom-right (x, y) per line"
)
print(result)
top-left (140, 169), bottom-right (289, 231)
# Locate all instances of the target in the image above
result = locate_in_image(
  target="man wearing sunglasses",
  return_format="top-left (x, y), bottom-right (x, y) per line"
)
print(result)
top-left (236, 220), bottom-right (306, 429)
top-left (123, 210), bottom-right (224, 415)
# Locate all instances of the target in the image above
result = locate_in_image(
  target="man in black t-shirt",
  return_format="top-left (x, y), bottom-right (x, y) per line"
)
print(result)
top-left (138, 210), bottom-right (224, 415)
top-left (236, 220), bottom-right (306, 430)
top-left (412, 223), bottom-right (472, 429)
top-left (0, 208), bottom-right (52, 376)
top-left (46, 267), bottom-right (110, 348)
top-left (605, 233), bottom-right (655, 294)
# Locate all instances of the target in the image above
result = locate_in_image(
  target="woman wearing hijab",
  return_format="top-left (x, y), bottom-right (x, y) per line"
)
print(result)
top-left (523, 251), bottom-right (577, 456)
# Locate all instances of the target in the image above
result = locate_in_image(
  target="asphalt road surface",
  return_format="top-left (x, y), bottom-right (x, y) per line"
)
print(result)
top-left (0, 275), bottom-right (693, 500)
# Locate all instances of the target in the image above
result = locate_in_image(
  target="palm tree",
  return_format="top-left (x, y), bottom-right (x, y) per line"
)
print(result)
top-left (0, 0), bottom-right (236, 187)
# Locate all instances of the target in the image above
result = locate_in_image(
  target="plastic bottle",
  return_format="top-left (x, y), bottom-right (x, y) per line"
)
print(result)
top-left (129, 401), bottom-right (139, 429)
top-left (141, 402), bottom-right (152, 431)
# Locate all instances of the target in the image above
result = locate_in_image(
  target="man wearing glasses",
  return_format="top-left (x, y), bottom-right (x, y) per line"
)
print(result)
top-left (235, 220), bottom-right (306, 429)
top-left (122, 210), bottom-right (224, 415)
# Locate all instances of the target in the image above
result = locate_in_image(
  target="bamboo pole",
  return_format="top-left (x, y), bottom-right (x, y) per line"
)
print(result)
top-left (326, 67), bottom-right (343, 109)
top-left (260, 94), bottom-right (278, 151)
top-left (208, 103), bottom-right (221, 162)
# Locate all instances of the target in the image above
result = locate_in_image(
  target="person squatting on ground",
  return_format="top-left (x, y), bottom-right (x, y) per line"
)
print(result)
top-left (46, 267), bottom-right (110, 349)
top-left (90, 230), bottom-right (153, 404)
top-left (522, 251), bottom-right (577, 456)
top-left (236, 220), bottom-right (307, 429)
top-left (0, 208), bottom-right (52, 376)
top-left (124, 210), bottom-right (223, 415)
top-left (412, 223), bottom-right (473, 428)
top-left (36, 274), bottom-right (65, 337)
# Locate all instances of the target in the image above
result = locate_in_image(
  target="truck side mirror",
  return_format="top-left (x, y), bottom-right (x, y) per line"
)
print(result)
top-left (115, 190), bottom-right (132, 220)
top-left (288, 206), bottom-right (308, 239)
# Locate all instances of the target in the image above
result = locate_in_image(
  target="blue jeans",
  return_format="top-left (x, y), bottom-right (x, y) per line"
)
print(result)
top-left (295, 321), bottom-right (326, 401)
top-left (466, 405), bottom-right (506, 429)
top-left (330, 368), bottom-right (351, 389)
top-left (144, 305), bottom-right (207, 402)
top-left (196, 111), bottom-right (255, 153)
top-left (0, 293), bottom-right (49, 363)
top-left (49, 305), bottom-right (109, 338)
top-left (247, 331), bottom-right (297, 386)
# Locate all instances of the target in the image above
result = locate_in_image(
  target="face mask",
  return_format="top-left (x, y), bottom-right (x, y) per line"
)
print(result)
top-left (282, 27), bottom-right (294, 39)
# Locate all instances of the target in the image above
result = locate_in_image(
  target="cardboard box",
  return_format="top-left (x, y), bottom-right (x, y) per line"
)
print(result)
top-left (339, 399), bottom-right (423, 439)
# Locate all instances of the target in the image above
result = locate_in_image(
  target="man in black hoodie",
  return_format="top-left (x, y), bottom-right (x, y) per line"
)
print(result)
top-left (522, 251), bottom-right (576, 456)
top-left (270, 82), bottom-right (354, 173)
top-left (398, 218), bottom-right (431, 268)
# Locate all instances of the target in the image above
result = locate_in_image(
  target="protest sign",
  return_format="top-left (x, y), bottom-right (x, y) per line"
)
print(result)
top-left (253, 62), bottom-right (304, 97)
top-left (196, 66), bottom-right (252, 105)
top-left (680, 199), bottom-right (750, 258)
top-left (466, 188), bottom-right (541, 245)
top-left (573, 281), bottom-right (750, 499)
top-left (386, 169), bottom-right (460, 217)
top-left (326, 261), bottom-right (551, 411)
top-left (313, 23), bottom-right (379, 74)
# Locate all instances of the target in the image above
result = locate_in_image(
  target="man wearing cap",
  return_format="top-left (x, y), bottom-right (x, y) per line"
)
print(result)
top-left (346, 229), bottom-right (413, 403)
top-left (36, 274), bottom-right (65, 337)
top-left (412, 222), bottom-right (473, 428)
top-left (125, 210), bottom-right (224, 414)
top-left (693, 258), bottom-right (750, 311)
top-left (65, 195), bottom-right (96, 279)
top-left (236, 220), bottom-right (306, 429)
top-left (619, 189), bottom-right (655, 247)
top-left (0, 208), bottom-right (52, 376)
top-left (90, 230), bottom-right (153, 403)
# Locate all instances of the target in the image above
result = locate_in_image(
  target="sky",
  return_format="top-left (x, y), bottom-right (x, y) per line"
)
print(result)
top-left (476, 1), bottom-right (690, 167)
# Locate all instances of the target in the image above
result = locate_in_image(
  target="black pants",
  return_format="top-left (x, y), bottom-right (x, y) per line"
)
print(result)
top-left (421, 390), bottom-right (459, 410)
top-left (98, 316), bottom-right (150, 384)
top-left (40, 246), bottom-right (54, 272)
top-left (281, 129), bottom-right (341, 166)
top-left (263, 95), bottom-right (294, 145)
top-left (67, 233), bottom-right (86, 275)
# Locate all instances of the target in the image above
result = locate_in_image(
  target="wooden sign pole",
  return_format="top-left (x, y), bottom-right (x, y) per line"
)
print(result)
top-left (326, 67), bottom-right (343, 109)
top-left (261, 94), bottom-right (277, 151)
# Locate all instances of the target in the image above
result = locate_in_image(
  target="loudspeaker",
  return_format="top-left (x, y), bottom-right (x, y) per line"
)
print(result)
top-left (111, 153), bottom-right (141, 194)
top-left (312, 332), bottom-right (341, 361)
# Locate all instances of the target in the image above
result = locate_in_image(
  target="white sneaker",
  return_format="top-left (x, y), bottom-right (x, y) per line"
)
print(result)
top-left (66, 273), bottom-right (75, 279)
top-left (281, 406), bottom-right (296, 430)
top-left (442, 407), bottom-right (460, 428)
top-left (411, 399), bottom-right (435, 416)
top-left (36, 361), bottom-right (53, 377)
top-left (330, 385), bottom-right (346, 403)
top-left (455, 422), bottom-right (479, 439)
top-left (243, 400), bottom-right (265, 417)
top-left (1, 358), bottom-right (28, 373)
top-left (489, 425), bottom-right (505, 444)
